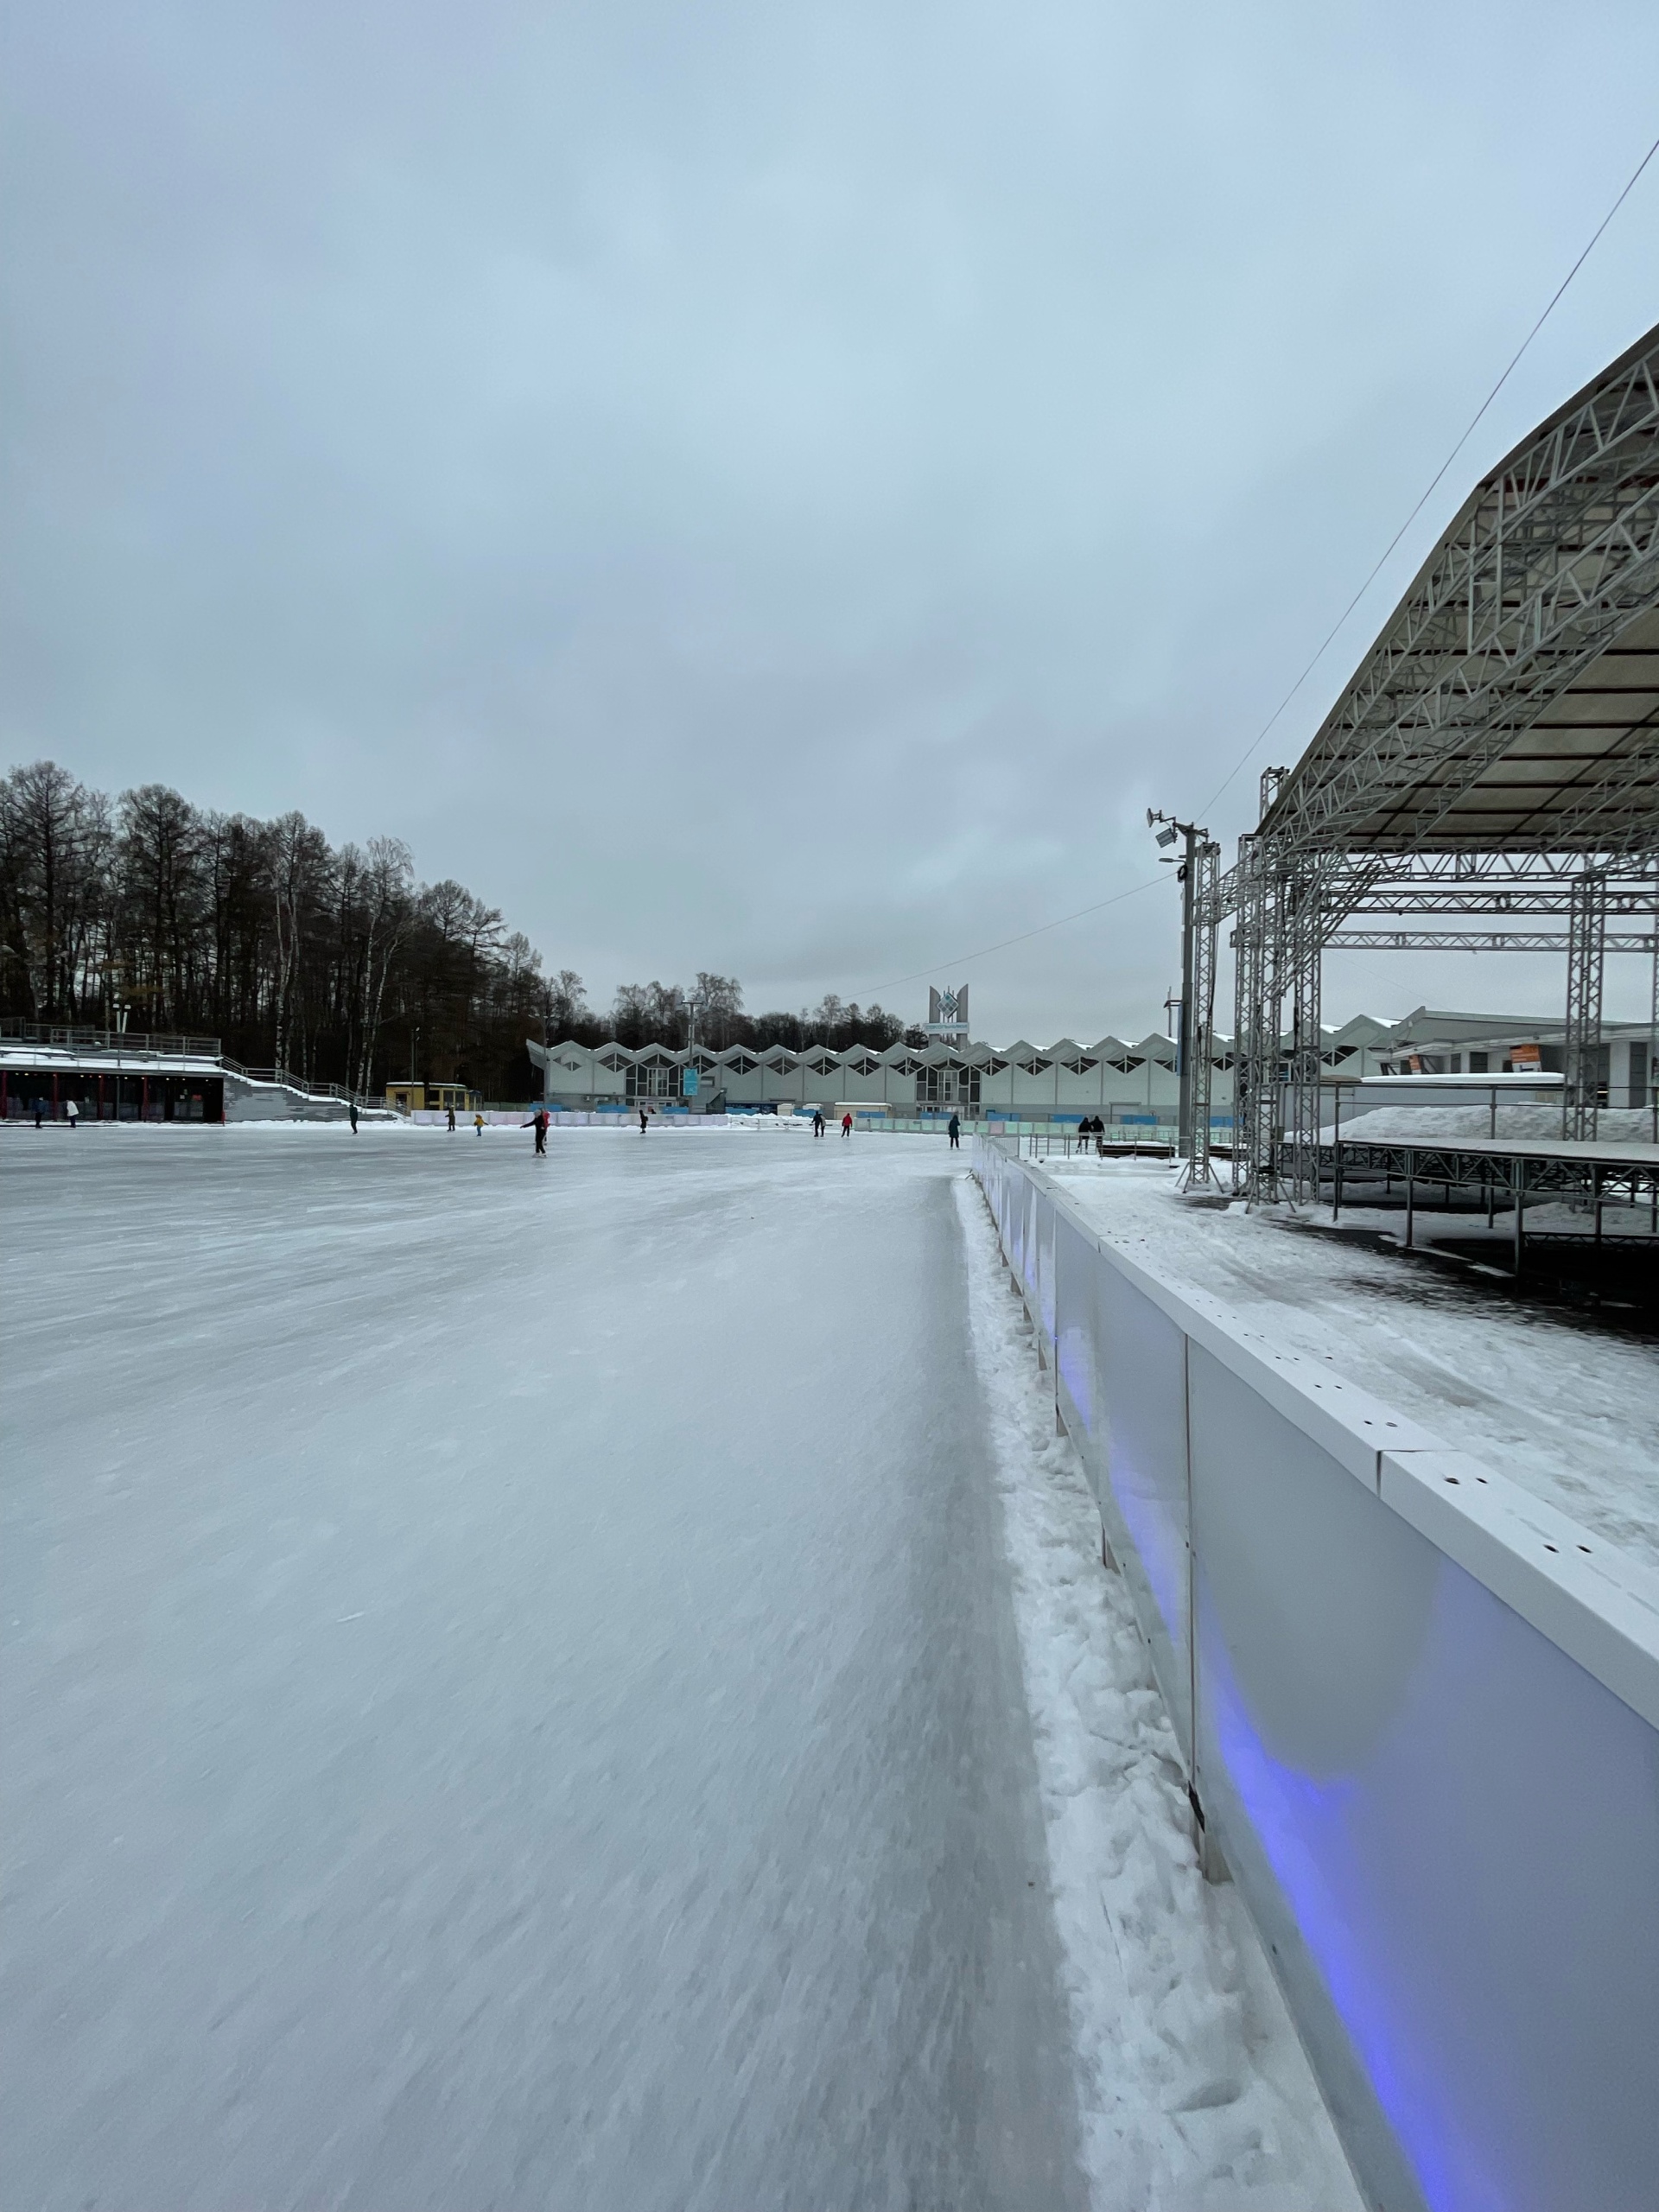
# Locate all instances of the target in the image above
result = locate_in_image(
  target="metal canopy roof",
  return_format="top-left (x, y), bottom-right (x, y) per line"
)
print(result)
top-left (1261, 321), bottom-right (1659, 857)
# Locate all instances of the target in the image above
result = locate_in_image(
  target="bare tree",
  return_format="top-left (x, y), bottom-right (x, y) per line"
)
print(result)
top-left (1, 761), bottom-right (105, 1019)
top-left (693, 972), bottom-right (744, 1048)
top-left (118, 785), bottom-right (204, 1030)
top-left (353, 836), bottom-right (413, 1095)
top-left (267, 811), bottom-right (332, 1076)
top-left (546, 969), bottom-right (591, 1039)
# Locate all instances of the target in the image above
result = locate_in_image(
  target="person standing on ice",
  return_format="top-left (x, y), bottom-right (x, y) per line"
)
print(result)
top-left (524, 1108), bottom-right (548, 1154)
top-left (812, 1109), bottom-right (824, 1137)
top-left (840, 1111), bottom-right (853, 1138)
top-left (348, 1100), bottom-right (359, 1135)
top-left (639, 1106), bottom-right (649, 1135)
top-left (947, 1111), bottom-right (960, 1149)
top-left (447, 1103), bottom-right (455, 1132)
top-left (474, 1110), bottom-right (485, 1136)
top-left (66, 1098), bottom-right (79, 1130)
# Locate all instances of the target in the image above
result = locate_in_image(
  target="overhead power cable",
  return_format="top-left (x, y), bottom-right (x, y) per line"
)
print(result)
top-left (1197, 126), bottom-right (1659, 824)
top-left (858, 873), bottom-right (1164, 996)
top-left (849, 128), bottom-right (1659, 1006)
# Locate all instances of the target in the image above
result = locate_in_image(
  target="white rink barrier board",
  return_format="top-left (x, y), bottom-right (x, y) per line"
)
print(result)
top-left (974, 1137), bottom-right (1659, 2212)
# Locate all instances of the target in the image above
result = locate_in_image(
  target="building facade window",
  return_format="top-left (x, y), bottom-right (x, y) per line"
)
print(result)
top-left (919, 1064), bottom-right (980, 1109)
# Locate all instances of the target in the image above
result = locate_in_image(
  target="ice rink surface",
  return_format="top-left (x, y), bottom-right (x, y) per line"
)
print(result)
top-left (3, 1126), bottom-right (1087, 2210)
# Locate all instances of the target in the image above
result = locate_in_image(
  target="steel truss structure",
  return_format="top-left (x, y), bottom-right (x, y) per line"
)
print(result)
top-left (1214, 321), bottom-right (1659, 1200)
top-left (1332, 930), bottom-right (1656, 953)
top-left (1178, 836), bottom-right (1224, 1189)
top-left (1319, 1130), bottom-right (1659, 1272)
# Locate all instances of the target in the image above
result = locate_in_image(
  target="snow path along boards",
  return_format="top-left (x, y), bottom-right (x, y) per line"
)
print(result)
top-left (952, 1175), bottom-right (1362, 2212)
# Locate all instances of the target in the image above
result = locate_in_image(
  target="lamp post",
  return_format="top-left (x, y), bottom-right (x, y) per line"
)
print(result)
top-left (1147, 810), bottom-right (1209, 1154)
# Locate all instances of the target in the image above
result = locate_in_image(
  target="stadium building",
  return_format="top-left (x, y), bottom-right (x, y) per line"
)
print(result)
top-left (527, 1007), bottom-right (1652, 1125)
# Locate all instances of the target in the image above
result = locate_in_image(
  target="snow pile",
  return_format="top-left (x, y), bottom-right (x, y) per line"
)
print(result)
top-left (1327, 1103), bottom-right (1656, 1145)
top-left (954, 1177), bottom-right (1362, 2212)
top-left (1046, 1160), bottom-right (1659, 1571)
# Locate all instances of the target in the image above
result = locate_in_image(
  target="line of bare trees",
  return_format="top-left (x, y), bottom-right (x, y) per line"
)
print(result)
top-left (605, 976), bottom-right (916, 1054)
top-left (0, 760), bottom-right (918, 1095)
top-left (0, 761), bottom-right (559, 1098)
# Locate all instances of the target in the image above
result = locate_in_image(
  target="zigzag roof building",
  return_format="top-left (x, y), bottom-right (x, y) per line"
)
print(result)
top-left (528, 1008), bottom-right (1650, 1122)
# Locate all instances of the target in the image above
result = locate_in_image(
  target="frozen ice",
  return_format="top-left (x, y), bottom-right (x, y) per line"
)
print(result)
top-left (2, 1125), bottom-right (1353, 2209)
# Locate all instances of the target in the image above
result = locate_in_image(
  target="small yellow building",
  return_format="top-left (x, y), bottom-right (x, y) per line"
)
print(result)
top-left (385, 1082), bottom-right (477, 1115)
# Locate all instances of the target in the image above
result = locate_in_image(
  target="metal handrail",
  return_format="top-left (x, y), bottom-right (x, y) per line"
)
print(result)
top-left (1025, 1128), bottom-right (1177, 1160)
top-left (0, 1026), bottom-right (353, 1103)
top-left (224, 1063), bottom-right (358, 1103)
top-left (0, 1019), bottom-right (222, 1058)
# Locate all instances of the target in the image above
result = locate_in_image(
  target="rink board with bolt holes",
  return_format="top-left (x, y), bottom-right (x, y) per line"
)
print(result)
top-left (973, 1135), bottom-right (1659, 2212)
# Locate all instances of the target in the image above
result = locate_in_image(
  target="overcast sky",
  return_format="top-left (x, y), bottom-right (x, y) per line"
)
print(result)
top-left (4, 3), bottom-right (1659, 1042)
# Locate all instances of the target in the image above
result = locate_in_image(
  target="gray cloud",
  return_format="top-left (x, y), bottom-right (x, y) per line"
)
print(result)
top-left (5, 0), bottom-right (1659, 1039)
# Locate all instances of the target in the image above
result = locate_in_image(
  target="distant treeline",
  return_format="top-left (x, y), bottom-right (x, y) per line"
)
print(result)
top-left (0, 761), bottom-right (916, 1096)
top-left (605, 976), bottom-right (918, 1056)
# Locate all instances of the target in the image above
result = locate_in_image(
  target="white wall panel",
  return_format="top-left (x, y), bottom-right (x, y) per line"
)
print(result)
top-left (973, 1138), bottom-right (1659, 2212)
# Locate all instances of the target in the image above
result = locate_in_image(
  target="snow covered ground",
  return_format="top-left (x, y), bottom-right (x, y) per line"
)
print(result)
top-left (3, 1125), bottom-right (1351, 2209)
top-left (1327, 1101), bottom-right (1657, 1147)
top-left (953, 1179), bottom-right (1361, 2211)
top-left (1044, 1156), bottom-right (1659, 1571)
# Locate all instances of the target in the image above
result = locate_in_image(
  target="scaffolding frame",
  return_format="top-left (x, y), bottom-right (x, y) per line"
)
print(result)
top-left (1208, 321), bottom-right (1659, 1205)
top-left (1178, 836), bottom-right (1224, 1191)
top-left (1217, 848), bottom-right (1659, 1201)
top-left (1563, 868), bottom-right (1609, 1139)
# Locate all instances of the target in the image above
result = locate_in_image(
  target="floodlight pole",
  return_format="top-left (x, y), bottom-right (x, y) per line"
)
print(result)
top-left (1178, 822), bottom-right (1198, 1150)
top-left (1148, 810), bottom-right (1208, 1156)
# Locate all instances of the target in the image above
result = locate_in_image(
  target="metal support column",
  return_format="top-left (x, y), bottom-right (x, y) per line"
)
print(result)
top-left (1283, 855), bottom-right (1327, 1205)
top-left (1179, 838), bottom-right (1222, 1192)
top-left (1231, 833), bottom-right (1283, 1205)
top-left (1176, 825), bottom-right (1197, 1154)
top-left (1563, 867), bottom-right (1606, 1141)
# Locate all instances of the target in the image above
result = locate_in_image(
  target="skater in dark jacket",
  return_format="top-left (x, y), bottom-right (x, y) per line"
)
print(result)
top-left (947, 1112), bottom-right (961, 1149)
